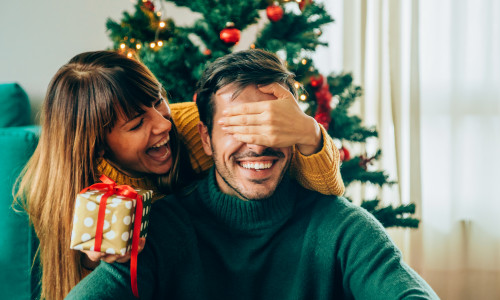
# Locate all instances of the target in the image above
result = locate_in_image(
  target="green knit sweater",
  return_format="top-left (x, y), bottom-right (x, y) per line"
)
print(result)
top-left (66, 169), bottom-right (438, 300)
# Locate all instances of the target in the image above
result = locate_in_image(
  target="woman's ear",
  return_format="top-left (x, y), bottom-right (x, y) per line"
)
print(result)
top-left (198, 122), bottom-right (213, 156)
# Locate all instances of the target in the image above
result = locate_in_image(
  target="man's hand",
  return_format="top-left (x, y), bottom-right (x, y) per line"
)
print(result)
top-left (218, 83), bottom-right (322, 155)
top-left (81, 237), bottom-right (146, 270)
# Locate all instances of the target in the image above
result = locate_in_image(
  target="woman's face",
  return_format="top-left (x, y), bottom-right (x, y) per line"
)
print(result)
top-left (105, 97), bottom-right (173, 177)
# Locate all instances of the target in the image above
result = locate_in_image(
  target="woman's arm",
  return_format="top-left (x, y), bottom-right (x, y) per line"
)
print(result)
top-left (170, 97), bottom-right (345, 196)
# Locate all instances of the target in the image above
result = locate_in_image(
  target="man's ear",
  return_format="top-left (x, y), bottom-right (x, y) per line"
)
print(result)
top-left (198, 122), bottom-right (213, 156)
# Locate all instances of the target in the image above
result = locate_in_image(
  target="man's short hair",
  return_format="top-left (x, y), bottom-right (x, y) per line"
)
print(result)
top-left (195, 49), bottom-right (297, 134)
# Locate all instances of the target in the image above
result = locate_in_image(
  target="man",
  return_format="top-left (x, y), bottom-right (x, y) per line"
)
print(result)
top-left (67, 49), bottom-right (438, 299)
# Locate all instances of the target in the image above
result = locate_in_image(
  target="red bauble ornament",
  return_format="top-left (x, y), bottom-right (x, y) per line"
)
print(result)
top-left (220, 22), bottom-right (241, 46)
top-left (314, 110), bottom-right (331, 130)
top-left (310, 74), bottom-right (324, 89)
top-left (143, 0), bottom-right (155, 11)
top-left (266, 3), bottom-right (284, 22)
top-left (339, 146), bottom-right (350, 162)
top-left (203, 49), bottom-right (212, 56)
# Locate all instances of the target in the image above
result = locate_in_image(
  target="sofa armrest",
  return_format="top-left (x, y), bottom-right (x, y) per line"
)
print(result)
top-left (0, 126), bottom-right (40, 300)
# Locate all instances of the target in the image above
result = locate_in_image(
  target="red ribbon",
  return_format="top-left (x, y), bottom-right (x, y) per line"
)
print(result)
top-left (79, 174), bottom-right (143, 298)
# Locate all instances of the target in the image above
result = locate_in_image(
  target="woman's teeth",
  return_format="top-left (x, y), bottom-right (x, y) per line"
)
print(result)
top-left (240, 161), bottom-right (273, 170)
top-left (152, 137), bottom-right (169, 148)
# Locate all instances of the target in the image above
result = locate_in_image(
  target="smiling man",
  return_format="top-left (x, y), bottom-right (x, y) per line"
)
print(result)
top-left (67, 50), bottom-right (438, 300)
top-left (198, 82), bottom-right (293, 200)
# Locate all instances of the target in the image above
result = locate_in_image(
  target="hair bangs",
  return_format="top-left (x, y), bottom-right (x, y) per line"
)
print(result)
top-left (102, 65), bottom-right (161, 128)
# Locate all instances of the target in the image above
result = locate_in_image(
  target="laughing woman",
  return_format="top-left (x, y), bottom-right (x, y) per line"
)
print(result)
top-left (15, 50), bottom-right (344, 299)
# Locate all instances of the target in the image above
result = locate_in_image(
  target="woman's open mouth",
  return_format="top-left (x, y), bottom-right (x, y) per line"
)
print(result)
top-left (146, 137), bottom-right (170, 162)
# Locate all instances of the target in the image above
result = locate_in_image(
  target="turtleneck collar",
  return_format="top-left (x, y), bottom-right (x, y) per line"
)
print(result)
top-left (97, 158), bottom-right (166, 201)
top-left (197, 167), bottom-right (297, 232)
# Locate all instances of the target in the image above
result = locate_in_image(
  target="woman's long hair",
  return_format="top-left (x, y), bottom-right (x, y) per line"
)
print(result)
top-left (14, 51), bottom-right (193, 299)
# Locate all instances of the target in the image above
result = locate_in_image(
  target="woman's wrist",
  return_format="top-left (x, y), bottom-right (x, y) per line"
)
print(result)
top-left (296, 116), bottom-right (323, 156)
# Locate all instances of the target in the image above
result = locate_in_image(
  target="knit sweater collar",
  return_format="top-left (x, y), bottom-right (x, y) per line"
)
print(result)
top-left (198, 167), bottom-right (296, 232)
top-left (97, 158), bottom-right (165, 201)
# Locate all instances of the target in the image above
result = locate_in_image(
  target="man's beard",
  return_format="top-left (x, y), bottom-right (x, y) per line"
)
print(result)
top-left (211, 146), bottom-right (290, 201)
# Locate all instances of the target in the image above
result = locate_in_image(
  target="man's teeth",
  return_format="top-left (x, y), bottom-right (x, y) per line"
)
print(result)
top-left (240, 162), bottom-right (273, 170)
top-left (152, 137), bottom-right (169, 148)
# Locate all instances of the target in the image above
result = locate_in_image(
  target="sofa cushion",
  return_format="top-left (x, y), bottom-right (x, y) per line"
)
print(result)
top-left (0, 126), bottom-right (40, 300)
top-left (0, 83), bottom-right (31, 127)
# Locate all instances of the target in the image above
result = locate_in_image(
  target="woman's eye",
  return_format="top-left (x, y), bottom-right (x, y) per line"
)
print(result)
top-left (129, 118), bottom-right (144, 131)
top-left (154, 98), bottom-right (163, 107)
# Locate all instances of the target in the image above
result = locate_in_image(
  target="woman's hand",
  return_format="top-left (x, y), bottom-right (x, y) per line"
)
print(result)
top-left (81, 237), bottom-right (146, 270)
top-left (218, 83), bottom-right (322, 155)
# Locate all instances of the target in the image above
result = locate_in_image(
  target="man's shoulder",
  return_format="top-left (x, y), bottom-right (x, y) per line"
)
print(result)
top-left (295, 185), bottom-right (381, 228)
top-left (296, 184), bottom-right (352, 211)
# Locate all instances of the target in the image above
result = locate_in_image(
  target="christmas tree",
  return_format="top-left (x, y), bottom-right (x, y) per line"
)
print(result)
top-left (106, 0), bottom-right (419, 228)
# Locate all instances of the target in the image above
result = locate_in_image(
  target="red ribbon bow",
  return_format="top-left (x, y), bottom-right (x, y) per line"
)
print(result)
top-left (80, 174), bottom-right (143, 298)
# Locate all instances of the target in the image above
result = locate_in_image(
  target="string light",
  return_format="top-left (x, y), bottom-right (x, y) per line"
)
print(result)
top-left (136, 44), bottom-right (142, 49)
top-left (294, 81), bottom-right (300, 89)
top-left (127, 52), bottom-right (133, 58)
top-left (157, 40), bottom-right (163, 47)
top-left (120, 43), bottom-right (126, 49)
top-left (250, 44), bottom-right (255, 49)
top-left (159, 21), bottom-right (166, 28)
top-left (150, 42), bottom-right (156, 48)
top-left (156, 11), bottom-right (162, 16)
top-left (301, 59), bottom-right (307, 65)
top-left (300, 94), bottom-right (307, 101)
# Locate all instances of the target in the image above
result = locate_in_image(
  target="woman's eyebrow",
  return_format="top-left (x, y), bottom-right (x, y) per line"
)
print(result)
top-left (120, 112), bottom-right (144, 129)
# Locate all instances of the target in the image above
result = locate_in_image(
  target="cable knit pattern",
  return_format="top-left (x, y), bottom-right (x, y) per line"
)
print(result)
top-left (170, 102), bottom-right (212, 173)
top-left (170, 102), bottom-right (345, 196)
top-left (290, 124), bottom-right (344, 195)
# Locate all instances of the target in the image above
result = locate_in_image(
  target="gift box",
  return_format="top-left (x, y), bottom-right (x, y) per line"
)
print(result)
top-left (70, 177), bottom-right (153, 255)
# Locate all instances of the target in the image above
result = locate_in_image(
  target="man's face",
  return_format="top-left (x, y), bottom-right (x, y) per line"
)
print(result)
top-left (199, 83), bottom-right (292, 200)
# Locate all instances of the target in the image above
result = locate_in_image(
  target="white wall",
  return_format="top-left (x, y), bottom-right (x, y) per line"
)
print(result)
top-left (0, 0), bottom-right (201, 122)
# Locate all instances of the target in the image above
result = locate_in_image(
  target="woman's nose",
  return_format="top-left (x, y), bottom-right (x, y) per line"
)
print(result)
top-left (151, 111), bottom-right (172, 135)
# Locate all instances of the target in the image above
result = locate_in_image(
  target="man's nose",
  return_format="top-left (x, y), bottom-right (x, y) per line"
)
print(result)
top-left (246, 144), bottom-right (267, 155)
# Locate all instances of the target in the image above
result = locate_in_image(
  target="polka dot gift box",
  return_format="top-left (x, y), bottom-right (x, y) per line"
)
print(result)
top-left (69, 175), bottom-right (152, 297)
top-left (69, 175), bottom-right (153, 256)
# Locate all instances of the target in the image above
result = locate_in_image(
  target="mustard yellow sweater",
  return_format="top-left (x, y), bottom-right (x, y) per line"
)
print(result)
top-left (98, 102), bottom-right (344, 199)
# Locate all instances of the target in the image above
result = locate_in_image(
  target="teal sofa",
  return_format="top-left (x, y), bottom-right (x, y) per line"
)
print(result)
top-left (0, 83), bottom-right (40, 299)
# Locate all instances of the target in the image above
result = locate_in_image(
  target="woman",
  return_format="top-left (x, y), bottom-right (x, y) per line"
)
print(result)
top-left (15, 50), bottom-right (344, 299)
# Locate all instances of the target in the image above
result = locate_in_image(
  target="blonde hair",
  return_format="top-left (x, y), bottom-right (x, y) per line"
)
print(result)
top-left (14, 51), bottom-right (192, 299)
